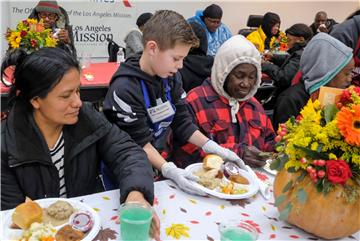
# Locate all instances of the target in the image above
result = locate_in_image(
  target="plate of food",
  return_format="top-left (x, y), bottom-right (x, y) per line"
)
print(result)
top-left (262, 159), bottom-right (278, 176)
top-left (2, 198), bottom-right (101, 241)
top-left (185, 155), bottom-right (259, 199)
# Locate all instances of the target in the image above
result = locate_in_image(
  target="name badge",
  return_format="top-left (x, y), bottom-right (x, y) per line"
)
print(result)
top-left (147, 101), bottom-right (175, 123)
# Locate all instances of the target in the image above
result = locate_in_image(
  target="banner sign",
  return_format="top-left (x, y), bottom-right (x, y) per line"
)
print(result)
top-left (7, 0), bottom-right (137, 57)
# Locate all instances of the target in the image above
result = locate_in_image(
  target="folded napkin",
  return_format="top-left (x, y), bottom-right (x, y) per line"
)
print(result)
top-left (245, 165), bottom-right (271, 200)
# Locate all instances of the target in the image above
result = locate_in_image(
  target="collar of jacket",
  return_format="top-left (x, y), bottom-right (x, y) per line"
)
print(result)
top-left (4, 102), bottom-right (111, 167)
top-left (257, 26), bottom-right (267, 41)
top-left (288, 42), bottom-right (306, 54)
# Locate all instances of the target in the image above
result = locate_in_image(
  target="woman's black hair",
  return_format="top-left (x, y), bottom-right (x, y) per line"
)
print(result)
top-left (1, 47), bottom-right (80, 110)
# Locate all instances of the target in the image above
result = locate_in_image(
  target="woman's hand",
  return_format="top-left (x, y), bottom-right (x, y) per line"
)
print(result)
top-left (242, 146), bottom-right (269, 167)
top-left (125, 191), bottom-right (161, 241)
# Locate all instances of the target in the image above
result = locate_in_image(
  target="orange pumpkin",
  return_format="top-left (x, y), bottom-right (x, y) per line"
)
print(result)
top-left (274, 170), bottom-right (360, 239)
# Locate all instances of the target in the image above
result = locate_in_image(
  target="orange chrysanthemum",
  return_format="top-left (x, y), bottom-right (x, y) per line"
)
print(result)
top-left (337, 105), bottom-right (360, 146)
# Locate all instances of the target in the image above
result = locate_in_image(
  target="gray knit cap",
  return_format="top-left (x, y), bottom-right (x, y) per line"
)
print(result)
top-left (35, 0), bottom-right (61, 15)
top-left (211, 35), bottom-right (261, 123)
top-left (302, 32), bottom-right (353, 94)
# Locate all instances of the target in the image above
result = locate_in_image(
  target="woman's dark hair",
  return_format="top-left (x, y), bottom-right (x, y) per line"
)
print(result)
top-left (1, 47), bottom-right (80, 110)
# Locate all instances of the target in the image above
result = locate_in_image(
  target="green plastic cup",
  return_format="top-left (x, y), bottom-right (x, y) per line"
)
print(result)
top-left (119, 202), bottom-right (153, 241)
top-left (219, 220), bottom-right (258, 241)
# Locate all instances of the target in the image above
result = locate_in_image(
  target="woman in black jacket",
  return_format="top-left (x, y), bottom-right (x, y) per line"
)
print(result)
top-left (1, 47), bottom-right (160, 239)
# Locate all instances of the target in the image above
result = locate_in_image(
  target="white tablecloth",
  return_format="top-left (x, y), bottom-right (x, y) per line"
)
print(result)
top-left (1, 169), bottom-right (359, 241)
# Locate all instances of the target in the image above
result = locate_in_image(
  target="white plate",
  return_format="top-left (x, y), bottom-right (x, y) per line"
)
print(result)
top-left (262, 159), bottom-right (278, 176)
top-left (185, 163), bottom-right (259, 199)
top-left (2, 198), bottom-right (101, 241)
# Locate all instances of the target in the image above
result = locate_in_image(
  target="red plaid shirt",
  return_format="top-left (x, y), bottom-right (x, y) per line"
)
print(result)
top-left (171, 79), bottom-right (275, 168)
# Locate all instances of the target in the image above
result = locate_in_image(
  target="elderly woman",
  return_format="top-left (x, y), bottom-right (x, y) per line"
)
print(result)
top-left (171, 35), bottom-right (276, 168)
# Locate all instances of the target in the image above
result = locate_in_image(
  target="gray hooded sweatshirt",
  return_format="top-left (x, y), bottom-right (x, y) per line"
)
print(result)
top-left (301, 33), bottom-right (353, 94)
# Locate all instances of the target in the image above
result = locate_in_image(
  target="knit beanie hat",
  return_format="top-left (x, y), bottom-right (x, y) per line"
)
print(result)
top-left (211, 35), bottom-right (261, 123)
top-left (302, 32), bottom-right (353, 94)
top-left (35, 0), bottom-right (61, 15)
top-left (286, 23), bottom-right (313, 41)
top-left (203, 4), bottom-right (223, 19)
top-left (262, 12), bottom-right (281, 37)
top-left (136, 12), bottom-right (153, 28)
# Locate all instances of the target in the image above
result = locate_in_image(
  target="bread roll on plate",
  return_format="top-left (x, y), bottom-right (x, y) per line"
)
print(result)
top-left (12, 200), bottom-right (42, 229)
top-left (203, 154), bottom-right (224, 170)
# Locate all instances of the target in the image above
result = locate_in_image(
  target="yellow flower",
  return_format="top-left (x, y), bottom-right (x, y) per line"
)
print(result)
top-left (7, 32), bottom-right (21, 48)
top-left (45, 37), bottom-right (57, 47)
top-left (165, 223), bottom-right (190, 239)
top-left (328, 153), bottom-right (337, 160)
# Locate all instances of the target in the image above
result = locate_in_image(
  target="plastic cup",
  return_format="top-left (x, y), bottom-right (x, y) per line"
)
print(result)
top-left (119, 202), bottom-right (153, 241)
top-left (219, 220), bottom-right (258, 241)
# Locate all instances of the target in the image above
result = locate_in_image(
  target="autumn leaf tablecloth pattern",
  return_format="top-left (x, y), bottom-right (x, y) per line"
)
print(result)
top-left (25, 170), bottom-right (360, 241)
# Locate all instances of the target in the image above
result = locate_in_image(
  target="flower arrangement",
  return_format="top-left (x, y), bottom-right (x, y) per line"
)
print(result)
top-left (271, 31), bottom-right (287, 52)
top-left (5, 18), bottom-right (58, 53)
top-left (272, 86), bottom-right (360, 220)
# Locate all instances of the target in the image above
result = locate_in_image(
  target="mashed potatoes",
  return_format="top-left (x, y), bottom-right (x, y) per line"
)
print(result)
top-left (19, 222), bottom-right (56, 241)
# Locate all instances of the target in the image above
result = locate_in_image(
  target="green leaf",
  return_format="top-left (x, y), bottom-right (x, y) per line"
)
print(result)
top-left (274, 194), bottom-right (286, 207)
top-left (294, 145), bottom-right (329, 160)
top-left (316, 179), bottom-right (324, 193)
top-left (296, 188), bottom-right (307, 204)
top-left (279, 202), bottom-right (292, 220)
top-left (282, 180), bottom-right (293, 193)
top-left (324, 104), bottom-right (339, 123)
top-left (271, 154), bottom-right (288, 171)
top-left (287, 167), bottom-right (297, 173)
top-left (316, 143), bottom-right (324, 153)
top-left (296, 171), bottom-right (307, 183)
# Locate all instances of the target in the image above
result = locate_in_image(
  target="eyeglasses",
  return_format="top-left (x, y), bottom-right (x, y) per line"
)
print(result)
top-left (38, 12), bottom-right (58, 20)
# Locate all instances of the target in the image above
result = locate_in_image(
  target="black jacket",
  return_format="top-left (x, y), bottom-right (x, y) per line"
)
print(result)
top-left (1, 102), bottom-right (154, 210)
top-left (179, 54), bottom-right (214, 93)
top-left (272, 80), bottom-right (309, 128)
top-left (262, 43), bottom-right (305, 94)
top-left (103, 54), bottom-right (198, 148)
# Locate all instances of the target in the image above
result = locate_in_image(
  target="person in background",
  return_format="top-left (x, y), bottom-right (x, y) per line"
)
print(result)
top-left (331, 10), bottom-right (360, 86)
top-left (188, 4), bottom-right (232, 56)
top-left (262, 23), bottom-right (313, 95)
top-left (103, 10), bottom-right (245, 197)
top-left (0, 47), bottom-right (160, 240)
top-left (179, 21), bottom-right (214, 92)
top-left (272, 33), bottom-right (354, 129)
top-left (171, 35), bottom-right (275, 168)
top-left (124, 12), bottom-right (153, 58)
top-left (309, 11), bottom-right (338, 35)
top-left (247, 12), bottom-right (282, 53)
top-left (29, 0), bottom-right (76, 58)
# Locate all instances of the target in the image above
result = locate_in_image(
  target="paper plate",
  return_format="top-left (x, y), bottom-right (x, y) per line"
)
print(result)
top-left (185, 163), bottom-right (259, 199)
top-left (262, 159), bottom-right (278, 176)
top-left (2, 198), bottom-right (101, 241)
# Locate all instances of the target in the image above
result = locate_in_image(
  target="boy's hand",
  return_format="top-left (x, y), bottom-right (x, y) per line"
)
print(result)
top-left (161, 162), bottom-right (207, 196)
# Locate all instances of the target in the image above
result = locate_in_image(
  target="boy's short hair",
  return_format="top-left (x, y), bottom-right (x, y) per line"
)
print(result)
top-left (142, 10), bottom-right (199, 50)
